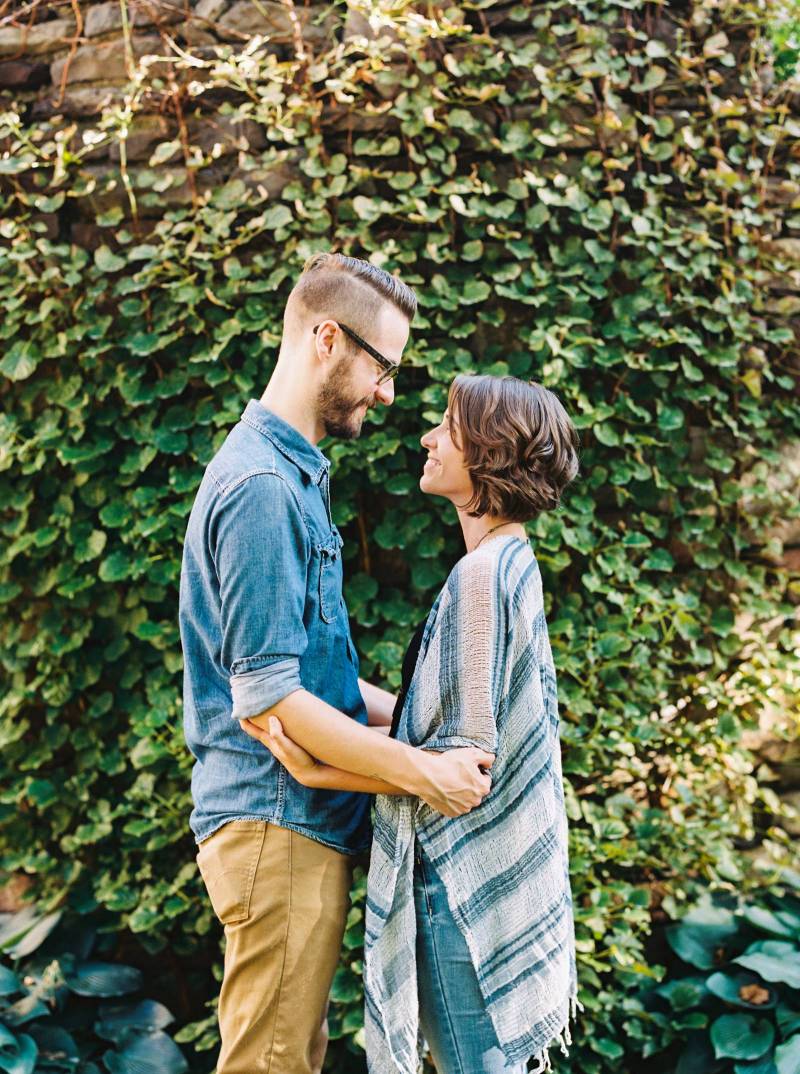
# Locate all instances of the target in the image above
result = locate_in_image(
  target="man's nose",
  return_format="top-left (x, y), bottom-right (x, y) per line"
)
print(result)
top-left (375, 377), bottom-right (395, 406)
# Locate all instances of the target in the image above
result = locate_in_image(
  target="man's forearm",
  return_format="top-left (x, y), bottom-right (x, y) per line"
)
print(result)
top-left (358, 678), bottom-right (397, 727)
top-left (248, 689), bottom-right (429, 796)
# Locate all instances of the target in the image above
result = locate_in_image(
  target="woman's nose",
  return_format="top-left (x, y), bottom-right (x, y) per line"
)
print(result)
top-left (420, 428), bottom-right (435, 449)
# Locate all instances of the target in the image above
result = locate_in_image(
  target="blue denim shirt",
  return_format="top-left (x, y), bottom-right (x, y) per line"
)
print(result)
top-left (179, 400), bottom-right (371, 852)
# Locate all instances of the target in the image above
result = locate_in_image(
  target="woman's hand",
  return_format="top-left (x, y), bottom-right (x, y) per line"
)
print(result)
top-left (241, 716), bottom-right (322, 788)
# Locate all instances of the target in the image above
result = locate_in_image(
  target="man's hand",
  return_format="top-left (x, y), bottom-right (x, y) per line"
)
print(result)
top-left (416, 749), bottom-right (494, 817)
top-left (241, 717), bottom-right (322, 788)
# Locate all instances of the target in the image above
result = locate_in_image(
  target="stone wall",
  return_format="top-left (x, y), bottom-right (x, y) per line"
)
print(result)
top-left (3, 3), bottom-right (798, 299)
top-left (0, 0), bottom-right (389, 241)
top-left (3, 3), bottom-right (800, 285)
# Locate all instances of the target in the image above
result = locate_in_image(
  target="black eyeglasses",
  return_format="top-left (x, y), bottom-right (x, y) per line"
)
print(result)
top-left (312, 322), bottom-right (400, 386)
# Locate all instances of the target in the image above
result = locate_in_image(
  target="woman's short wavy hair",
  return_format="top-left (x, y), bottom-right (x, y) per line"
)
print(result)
top-left (448, 374), bottom-right (579, 521)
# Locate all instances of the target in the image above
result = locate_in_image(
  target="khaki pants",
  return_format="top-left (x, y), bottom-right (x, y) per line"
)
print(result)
top-left (197, 820), bottom-right (354, 1074)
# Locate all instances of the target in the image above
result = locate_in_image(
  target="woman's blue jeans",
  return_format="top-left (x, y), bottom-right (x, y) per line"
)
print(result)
top-left (413, 842), bottom-right (527, 1074)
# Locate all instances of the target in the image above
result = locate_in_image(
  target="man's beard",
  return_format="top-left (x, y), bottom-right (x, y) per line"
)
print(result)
top-left (318, 364), bottom-right (374, 440)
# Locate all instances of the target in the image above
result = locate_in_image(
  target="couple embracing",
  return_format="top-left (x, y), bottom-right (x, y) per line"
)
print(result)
top-left (179, 253), bottom-right (581, 1074)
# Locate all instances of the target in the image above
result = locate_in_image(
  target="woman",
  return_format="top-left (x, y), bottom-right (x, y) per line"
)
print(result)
top-left (244, 374), bottom-right (581, 1074)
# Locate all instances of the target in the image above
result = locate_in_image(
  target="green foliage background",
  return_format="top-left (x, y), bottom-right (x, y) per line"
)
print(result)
top-left (771, 0), bottom-right (800, 80)
top-left (1, 0), bottom-right (799, 1070)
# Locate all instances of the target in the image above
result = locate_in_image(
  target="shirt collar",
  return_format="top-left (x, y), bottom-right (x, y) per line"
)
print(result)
top-left (241, 400), bottom-right (330, 485)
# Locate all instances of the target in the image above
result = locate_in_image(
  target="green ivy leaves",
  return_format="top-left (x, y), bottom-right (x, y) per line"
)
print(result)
top-left (0, 341), bottom-right (40, 381)
top-left (0, 2), bottom-right (798, 1073)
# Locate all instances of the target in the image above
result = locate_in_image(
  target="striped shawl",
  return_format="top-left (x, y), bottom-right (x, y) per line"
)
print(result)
top-left (364, 536), bottom-right (579, 1073)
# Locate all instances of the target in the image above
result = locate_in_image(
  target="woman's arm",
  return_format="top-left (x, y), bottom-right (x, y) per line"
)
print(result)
top-left (241, 717), bottom-right (410, 795)
top-left (359, 678), bottom-right (397, 728)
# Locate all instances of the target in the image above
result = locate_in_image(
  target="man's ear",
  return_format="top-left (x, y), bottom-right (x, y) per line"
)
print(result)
top-left (312, 320), bottom-right (339, 367)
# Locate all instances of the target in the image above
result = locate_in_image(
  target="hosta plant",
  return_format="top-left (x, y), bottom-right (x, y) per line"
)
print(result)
top-left (0, 906), bottom-right (188, 1074)
top-left (643, 870), bottom-right (800, 1074)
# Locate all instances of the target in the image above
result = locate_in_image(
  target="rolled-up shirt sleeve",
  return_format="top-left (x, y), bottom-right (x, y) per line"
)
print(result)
top-left (209, 472), bottom-right (310, 719)
top-left (230, 658), bottom-right (302, 721)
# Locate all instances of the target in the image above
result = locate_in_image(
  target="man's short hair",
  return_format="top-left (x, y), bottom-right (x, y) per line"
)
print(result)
top-left (286, 252), bottom-right (417, 347)
top-left (448, 374), bottom-right (580, 521)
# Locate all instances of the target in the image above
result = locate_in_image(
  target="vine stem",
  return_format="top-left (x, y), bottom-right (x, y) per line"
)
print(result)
top-left (117, 0), bottom-right (139, 227)
top-left (55, 0), bottom-right (83, 108)
top-left (119, 0), bottom-right (135, 78)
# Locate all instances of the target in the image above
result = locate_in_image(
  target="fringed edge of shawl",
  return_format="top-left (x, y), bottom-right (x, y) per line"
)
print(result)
top-left (529, 992), bottom-right (585, 1074)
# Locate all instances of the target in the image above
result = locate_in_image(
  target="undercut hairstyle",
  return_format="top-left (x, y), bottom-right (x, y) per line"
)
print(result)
top-left (448, 374), bottom-right (579, 521)
top-left (285, 252), bottom-right (417, 349)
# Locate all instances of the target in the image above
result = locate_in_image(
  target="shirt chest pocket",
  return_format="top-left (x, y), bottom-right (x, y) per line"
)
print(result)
top-left (317, 530), bottom-right (344, 624)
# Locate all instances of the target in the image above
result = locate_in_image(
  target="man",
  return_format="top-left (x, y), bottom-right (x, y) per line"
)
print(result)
top-left (179, 252), bottom-right (493, 1074)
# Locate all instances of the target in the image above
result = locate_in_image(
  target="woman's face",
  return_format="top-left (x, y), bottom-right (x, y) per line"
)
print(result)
top-left (419, 405), bottom-right (473, 505)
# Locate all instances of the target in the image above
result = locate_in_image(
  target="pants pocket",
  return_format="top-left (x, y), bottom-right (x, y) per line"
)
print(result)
top-left (196, 820), bottom-right (267, 925)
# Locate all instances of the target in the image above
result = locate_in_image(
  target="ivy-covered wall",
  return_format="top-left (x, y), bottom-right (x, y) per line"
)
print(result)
top-left (1, 1), bottom-right (799, 1071)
